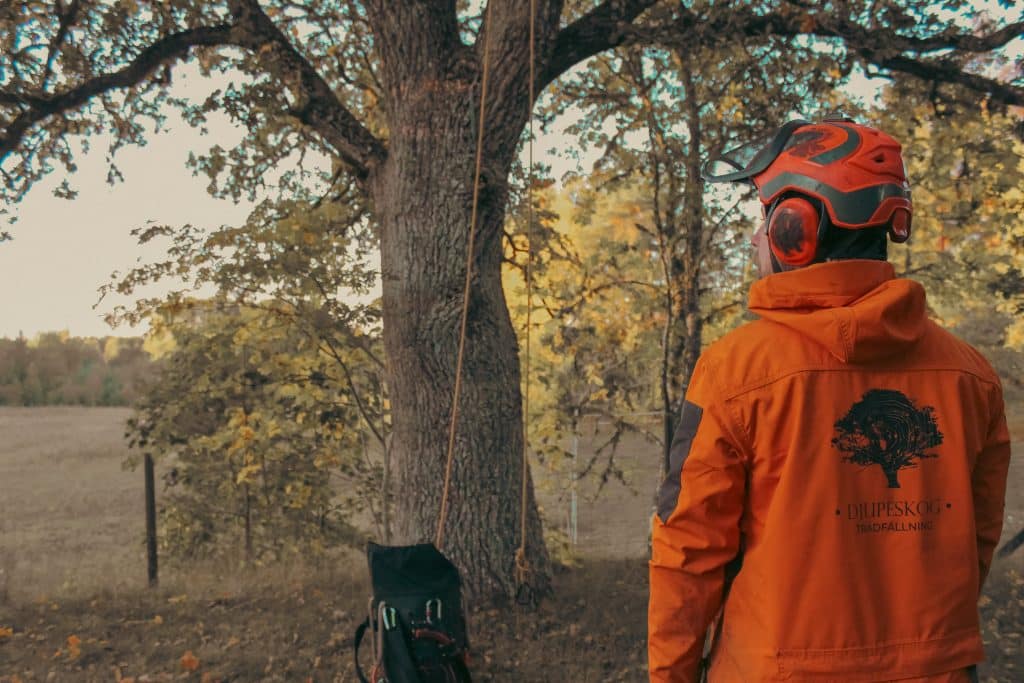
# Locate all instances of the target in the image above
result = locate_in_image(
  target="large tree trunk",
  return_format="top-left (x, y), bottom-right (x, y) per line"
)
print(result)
top-left (367, 23), bottom-right (550, 599)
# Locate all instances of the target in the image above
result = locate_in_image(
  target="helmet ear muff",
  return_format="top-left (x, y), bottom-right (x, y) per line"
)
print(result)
top-left (767, 196), bottom-right (822, 267)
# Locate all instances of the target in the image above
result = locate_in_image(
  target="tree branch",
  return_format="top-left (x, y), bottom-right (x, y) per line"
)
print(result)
top-left (647, 7), bottom-right (1024, 106)
top-left (540, 0), bottom-right (659, 91)
top-left (42, 0), bottom-right (82, 89)
top-left (818, 16), bottom-right (1024, 55)
top-left (226, 0), bottom-right (386, 179)
top-left (865, 52), bottom-right (1024, 107)
top-left (2, 2), bottom-right (388, 182)
top-left (0, 24), bottom-right (234, 163)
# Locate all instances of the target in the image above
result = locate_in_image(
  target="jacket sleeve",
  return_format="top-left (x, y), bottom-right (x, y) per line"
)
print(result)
top-left (973, 380), bottom-right (1011, 593)
top-left (649, 356), bottom-right (747, 683)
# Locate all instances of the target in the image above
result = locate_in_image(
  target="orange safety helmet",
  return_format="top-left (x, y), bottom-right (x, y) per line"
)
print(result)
top-left (703, 115), bottom-right (912, 267)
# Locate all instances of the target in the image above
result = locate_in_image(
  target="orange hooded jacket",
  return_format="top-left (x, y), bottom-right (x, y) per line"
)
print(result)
top-left (649, 260), bottom-right (1011, 682)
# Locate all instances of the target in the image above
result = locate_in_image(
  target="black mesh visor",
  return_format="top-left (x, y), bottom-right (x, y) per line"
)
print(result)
top-left (701, 119), bottom-right (810, 184)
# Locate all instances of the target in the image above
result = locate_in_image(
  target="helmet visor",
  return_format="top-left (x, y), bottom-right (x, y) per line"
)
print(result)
top-left (701, 119), bottom-right (810, 184)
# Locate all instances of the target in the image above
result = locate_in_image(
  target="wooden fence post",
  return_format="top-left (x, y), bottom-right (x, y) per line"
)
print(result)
top-left (144, 452), bottom-right (158, 587)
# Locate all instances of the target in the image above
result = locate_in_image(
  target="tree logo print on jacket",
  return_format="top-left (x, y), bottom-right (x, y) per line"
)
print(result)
top-left (832, 389), bottom-right (944, 489)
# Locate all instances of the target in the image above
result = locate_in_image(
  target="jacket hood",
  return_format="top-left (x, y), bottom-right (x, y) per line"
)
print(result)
top-left (747, 260), bottom-right (927, 363)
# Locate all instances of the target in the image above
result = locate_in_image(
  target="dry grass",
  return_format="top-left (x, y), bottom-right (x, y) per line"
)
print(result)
top-left (0, 407), bottom-right (143, 603)
top-left (0, 406), bottom-right (1022, 682)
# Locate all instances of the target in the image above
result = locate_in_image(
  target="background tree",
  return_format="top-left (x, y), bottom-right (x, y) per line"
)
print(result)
top-left (111, 170), bottom-right (391, 556)
top-left (874, 77), bottom-right (1024, 405)
top-left (544, 35), bottom-right (852, 481)
top-left (505, 177), bottom-right (663, 497)
top-left (0, 331), bottom-right (152, 406)
top-left (3, 0), bottom-right (1023, 599)
top-left (127, 299), bottom-right (381, 561)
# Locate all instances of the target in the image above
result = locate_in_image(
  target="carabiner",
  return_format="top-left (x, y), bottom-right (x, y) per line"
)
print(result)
top-left (379, 602), bottom-right (398, 631)
top-left (425, 598), bottom-right (443, 623)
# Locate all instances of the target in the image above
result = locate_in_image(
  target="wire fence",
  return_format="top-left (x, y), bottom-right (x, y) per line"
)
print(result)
top-left (533, 411), bottom-right (665, 560)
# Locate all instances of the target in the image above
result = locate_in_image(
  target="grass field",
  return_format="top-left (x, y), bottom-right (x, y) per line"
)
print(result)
top-left (1, 406), bottom-right (1022, 681)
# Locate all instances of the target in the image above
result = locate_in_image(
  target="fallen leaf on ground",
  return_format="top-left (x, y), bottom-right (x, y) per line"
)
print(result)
top-left (152, 615), bottom-right (163, 625)
top-left (66, 634), bottom-right (81, 660)
top-left (0, 626), bottom-right (12, 640)
top-left (181, 650), bottom-right (200, 672)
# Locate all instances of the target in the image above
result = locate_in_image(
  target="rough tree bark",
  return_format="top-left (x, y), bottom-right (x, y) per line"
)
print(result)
top-left (362, 0), bottom-right (568, 600)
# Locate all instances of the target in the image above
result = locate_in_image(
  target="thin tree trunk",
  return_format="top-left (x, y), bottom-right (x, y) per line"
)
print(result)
top-left (668, 60), bottom-right (706, 410)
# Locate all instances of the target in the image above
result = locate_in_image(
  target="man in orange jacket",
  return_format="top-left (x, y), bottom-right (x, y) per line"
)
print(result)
top-left (648, 115), bottom-right (1011, 682)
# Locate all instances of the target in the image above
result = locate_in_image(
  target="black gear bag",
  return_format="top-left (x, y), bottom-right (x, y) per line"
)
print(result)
top-left (353, 542), bottom-right (472, 683)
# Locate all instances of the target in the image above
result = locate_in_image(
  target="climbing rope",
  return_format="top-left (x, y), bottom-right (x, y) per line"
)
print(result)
top-left (514, 0), bottom-right (538, 597)
top-left (436, 1), bottom-right (495, 549)
top-left (435, 3), bottom-right (539, 599)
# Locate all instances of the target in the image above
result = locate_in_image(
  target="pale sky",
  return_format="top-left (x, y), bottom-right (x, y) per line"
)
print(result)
top-left (1, 65), bottom-right (258, 338)
top-left (0, 48), bottom-right (930, 339)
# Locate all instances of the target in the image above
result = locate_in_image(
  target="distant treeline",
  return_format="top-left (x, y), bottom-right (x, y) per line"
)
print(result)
top-left (0, 332), bottom-right (154, 406)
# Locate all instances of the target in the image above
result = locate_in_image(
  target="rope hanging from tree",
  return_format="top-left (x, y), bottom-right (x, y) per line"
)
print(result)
top-left (514, 0), bottom-right (539, 599)
top-left (435, 1), bottom-right (495, 550)
top-left (435, 1), bottom-right (538, 601)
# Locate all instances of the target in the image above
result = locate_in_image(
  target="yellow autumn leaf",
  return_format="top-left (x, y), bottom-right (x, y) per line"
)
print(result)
top-left (233, 326), bottom-right (251, 345)
top-left (0, 626), bottom-right (12, 640)
top-left (1006, 319), bottom-right (1024, 351)
top-left (236, 463), bottom-right (263, 484)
